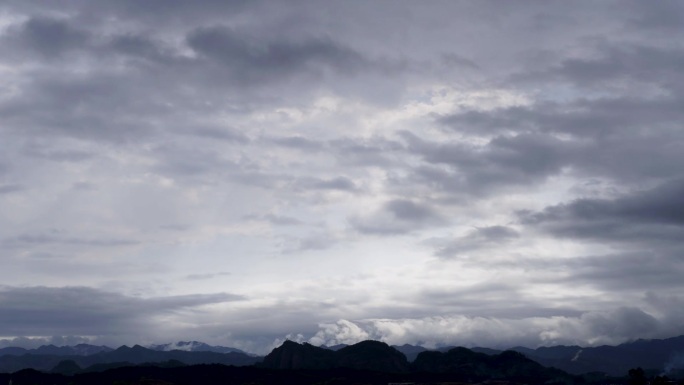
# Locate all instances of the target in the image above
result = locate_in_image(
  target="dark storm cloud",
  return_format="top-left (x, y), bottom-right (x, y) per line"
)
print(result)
top-left (0, 73), bottom-right (160, 143)
top-left (397, 132), bottom-right (575, 196)
top-left (4, 16), bottom-right (90, 59)
top-left (412, 100), bottom-right (684, 199)
top-left (628, 1), bottom-right (684, 32)
top-left (512, 43), bottom-right (684, 91)
top-left (550, 250), bottom-right (684, 293)
top-left (186, 25), bottom-right (367, 84)
top-left (438, 95), bottom-right (684, 140)
top-left (0, 286), bottom-right (244, 336)
top-left (519, 178), bottom-right (684, 243)
top-left (386, 199), bottom-right (437, 222)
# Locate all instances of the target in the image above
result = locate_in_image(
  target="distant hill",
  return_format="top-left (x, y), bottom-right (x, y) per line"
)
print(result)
top-left (391, 344), bottom-right (428, 362)
top-left (0, 344), bottom-right (261, 373)
top-left (0, 344), bottom-right (113, 357)
top-left (261, 340), bottom-right (336, 370)
top-left (510, 335), bottom-right (684, 376)
top-left (413, 346), bottom-right (574, 383)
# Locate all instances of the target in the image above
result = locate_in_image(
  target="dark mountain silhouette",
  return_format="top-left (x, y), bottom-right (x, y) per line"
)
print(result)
top-left (3, 335), bottom-right (684, 379)
top-left (336, 340), bottom-right (410, 372)
top-left (260, 340), bottom-right (410, 372)
top-left (413, 346), bottom-right (573, 383)
top-left (511, 335), bottom-right (684, 376)
top-left (50, 359), bottom-right (81, 375)
top-left (0, 344), bottom-right (261, 373)
top-left (0, 364), bottom-right (434, 385)
top-left (0, 347), bottom-right (28, 356)
top-left (259, 340), bottom-right (336, 369)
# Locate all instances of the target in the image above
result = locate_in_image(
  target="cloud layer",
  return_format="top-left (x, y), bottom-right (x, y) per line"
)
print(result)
top-left (0, 1), bottom-right (683, 354)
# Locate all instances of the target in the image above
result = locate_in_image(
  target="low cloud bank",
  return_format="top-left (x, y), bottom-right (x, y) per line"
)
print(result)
top-left (309, 307), bottom-right (684, 349)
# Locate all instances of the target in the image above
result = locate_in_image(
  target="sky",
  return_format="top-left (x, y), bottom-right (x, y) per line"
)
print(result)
top-left (1, 1), bottom-right (684, 355)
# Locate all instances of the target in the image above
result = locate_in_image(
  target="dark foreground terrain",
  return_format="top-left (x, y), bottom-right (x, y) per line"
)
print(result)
top-left (1, 364), bottom-right (682, 385)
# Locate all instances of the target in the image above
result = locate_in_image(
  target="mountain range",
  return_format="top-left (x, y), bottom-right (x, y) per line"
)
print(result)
top-left (1, 335), bottom-right (684, 378)
top-left (263, 340), bottom-right (575, 384)
top-left (0, 344), bottom-right (260, 373)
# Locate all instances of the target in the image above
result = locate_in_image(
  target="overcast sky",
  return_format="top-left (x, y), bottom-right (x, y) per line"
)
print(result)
top-left (1, 1), bottom-right (684, 355)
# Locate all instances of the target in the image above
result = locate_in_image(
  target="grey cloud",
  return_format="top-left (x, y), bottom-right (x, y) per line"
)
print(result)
top-left (296, 176), bottom-right (358, 192)
top-left (0, 286), bottom-right (244, 336)
top-left (186, 25), bottom-right (366, 84)
top-left (628, 1), bottom-right (684, 32)
top-left (185, 272), bottom-right (232, 281)
top-left (398, 132), bottom-right (574, 196)
top-left (6, 17), bottom-right (90, 59)
top-left (22, 142), bottom-right (94, 163)
top-left (411, 95), bottom-right (684, 198)
top-left (259, 214), bottom-right (304, 226)
top-left (269, 136), bottom-right (325, 151)
top-left (71, 182), bottom-right (97, 191)
top-left (281, 232), bottom-right (339, 253)
top-left (476, 225), bottom-right (519, 239)
top-left (439, 96), bottom-right (684, 139)
top-left (440, 53), bottom-right (480, 70)
top-left (0, 184), bottom-right (25, 195)
top-left (548, 250), bottom-right (684, 293)
top-left (1, 73), bottom-right (159, 143)
top-left (386, 199), bottom-right (436, 222)
top-left (350, 199), bottom-right (444, 235)
top-left (519, 178), bottom-right (684, 243)
top-left (1, 0), bottom-right (683, 353)
top-left (148, 141), bottom-right (305, 190)
top-left (105, 34), bottom-right (178, 65)
top-left (182, 126), bottom-right (250, 143)
top-left (329, 137), bottom-right (406, 168)
top-left (3, 233), bottom-right (139, 247)
top-left (434, 225), bottom-right (519, 258)
top-left (581, 307), bottom-right (659, 340)
top-left (526, 44), bottom-right (684, 91)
